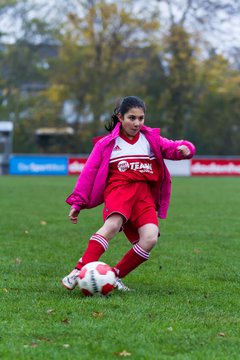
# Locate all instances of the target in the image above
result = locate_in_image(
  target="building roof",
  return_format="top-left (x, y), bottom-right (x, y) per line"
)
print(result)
top-left (35, 127), bottom-right (74, 136)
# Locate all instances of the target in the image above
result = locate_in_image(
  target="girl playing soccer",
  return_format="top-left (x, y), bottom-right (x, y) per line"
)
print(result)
top-left (62, 96), bottom-right (195, 291)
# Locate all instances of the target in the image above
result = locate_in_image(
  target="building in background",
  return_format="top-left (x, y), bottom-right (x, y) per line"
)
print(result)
top-left (0, 121), bottom-right (13, 174)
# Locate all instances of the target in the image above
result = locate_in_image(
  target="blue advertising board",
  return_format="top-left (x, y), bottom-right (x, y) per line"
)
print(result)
top-left (10, 156), bottom-right (68, 175)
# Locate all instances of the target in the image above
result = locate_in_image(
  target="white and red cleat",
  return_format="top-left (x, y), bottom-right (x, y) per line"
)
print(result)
top-left (114, 278), bottom-right (131, 292)
top-left (61, 269), bottom-right (81, 290)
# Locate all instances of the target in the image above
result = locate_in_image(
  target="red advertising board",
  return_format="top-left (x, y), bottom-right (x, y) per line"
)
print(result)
top-left (68, 157), bottom-right (240, 176)
top-left (191, 159), bottom-right (240, 176)
top-left (68, 157), bottom-right (87, 175)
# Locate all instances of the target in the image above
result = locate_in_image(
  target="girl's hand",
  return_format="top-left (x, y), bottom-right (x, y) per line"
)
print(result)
top-left (69, 207), bottom-right (79, 224)
top-left (177, 145), bottom-right (190, 157)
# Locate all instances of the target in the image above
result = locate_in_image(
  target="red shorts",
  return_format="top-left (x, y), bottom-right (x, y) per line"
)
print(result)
top-left (103, 182), bottom-right (159, 244)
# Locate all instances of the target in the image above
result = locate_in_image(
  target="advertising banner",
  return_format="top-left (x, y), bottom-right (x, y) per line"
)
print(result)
top-left (9, 156), bottom-right (240, 177)
top-left (164, 159), bottom-right (191, 176)
top-left (68, 158), bottom-right (192, 176)
top-left (68, 158), bottom-right (87, 175)
top-left (191, 159), bottom-right (240, 176)
top-left (10, 156), bottom-right (68, 175)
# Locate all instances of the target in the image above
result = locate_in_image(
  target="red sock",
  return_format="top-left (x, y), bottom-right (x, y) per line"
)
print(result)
top-left (75, 233), bottom-right (108, 270)
top-left (113, 243), bottom-right (150, 278)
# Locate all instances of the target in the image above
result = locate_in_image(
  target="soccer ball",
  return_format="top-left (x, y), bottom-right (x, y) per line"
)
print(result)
top-left (76, 261), bottom-right (116, 297)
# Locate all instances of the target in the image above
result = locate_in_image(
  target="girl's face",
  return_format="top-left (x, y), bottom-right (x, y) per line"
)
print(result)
top-left (119, 107), bottom-right (145, 139)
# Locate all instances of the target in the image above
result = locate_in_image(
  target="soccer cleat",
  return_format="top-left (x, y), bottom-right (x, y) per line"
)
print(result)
top-left (114, 278), bottom-right (131, 292)
top-left (61, 269), bottom-right (81, 290)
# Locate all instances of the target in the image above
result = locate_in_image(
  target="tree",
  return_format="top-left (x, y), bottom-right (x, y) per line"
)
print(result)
top-left (0, 0), bottom-right (18, 37)
top-left (0, 19), bottom-right (59, 152)
top-left (190, 54), bottom-right (240, 155)
top-left (144, 0), bottom-right (240, 151)
top-left (1, 0), bottom-right (240, 155)
top-left (0, 0), bottom-right (19, 122)
top-left (154, 0), bottom-right (240, 50)
top-left (167, 25), bottom-right (199, 138)
top-left (40, 0), bottom-right (160, 152)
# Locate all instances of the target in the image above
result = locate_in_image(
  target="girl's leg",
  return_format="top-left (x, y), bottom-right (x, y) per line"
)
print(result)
top-left (113, 223), bottom-right (159, 279)
top-left (137, 223), bottom-right (159, 252)
top-left (75, 214), bottom-right (124, 269)
top-left (62, 214), bottom-right (124, 290)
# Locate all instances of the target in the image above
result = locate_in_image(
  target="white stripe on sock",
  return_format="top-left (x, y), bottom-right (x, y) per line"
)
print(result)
top-left (133, 243), bottom-right (149, 260)
top-left (91, 234), bottom-right (109, 251)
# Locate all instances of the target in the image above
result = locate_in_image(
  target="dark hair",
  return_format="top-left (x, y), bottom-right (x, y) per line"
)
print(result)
top-left (105, 96), bottom-right (146, 132)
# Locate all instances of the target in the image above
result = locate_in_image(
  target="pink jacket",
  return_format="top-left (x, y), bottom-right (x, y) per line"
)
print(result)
top-left (66, 123), bottom-right (195, 218)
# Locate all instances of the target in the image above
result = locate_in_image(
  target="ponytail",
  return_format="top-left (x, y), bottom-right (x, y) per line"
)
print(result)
top-left (105, 106), bottom-right (120, 132)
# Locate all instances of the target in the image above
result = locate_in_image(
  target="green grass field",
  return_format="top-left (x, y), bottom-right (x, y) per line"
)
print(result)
top-left (0, 176), bottom-right (240, 360)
